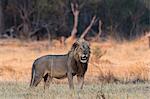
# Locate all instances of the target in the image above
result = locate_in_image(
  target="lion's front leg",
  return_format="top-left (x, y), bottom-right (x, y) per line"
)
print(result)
top-left (77, 75), bottom-right (84, 89)
top-left (67, 72), bottom-right (74, 89)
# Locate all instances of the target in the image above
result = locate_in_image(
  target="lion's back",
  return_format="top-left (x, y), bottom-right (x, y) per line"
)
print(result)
top-left (33, 54), bottom-right (68, 70)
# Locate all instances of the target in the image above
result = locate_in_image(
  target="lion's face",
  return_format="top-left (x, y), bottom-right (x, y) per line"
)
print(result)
top-left (72, 39), bottom-right (90, 63)
top-left (77, 43), bottom-right (90, 63)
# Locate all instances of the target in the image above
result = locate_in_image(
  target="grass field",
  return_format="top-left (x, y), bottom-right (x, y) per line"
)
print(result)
top-left (0, 37), bottom-right (150, 99)
top-left (0, 82), bottom-right (149, 99)
top-left (0, 38), bottom-right (149, 82)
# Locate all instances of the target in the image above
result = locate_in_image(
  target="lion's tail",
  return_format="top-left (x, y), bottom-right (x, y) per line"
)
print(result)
top-left (30, 64), bottom-right (35, 87)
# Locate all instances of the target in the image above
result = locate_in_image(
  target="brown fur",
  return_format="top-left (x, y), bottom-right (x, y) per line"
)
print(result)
top-left (30, 39), bottom-right (90, 89)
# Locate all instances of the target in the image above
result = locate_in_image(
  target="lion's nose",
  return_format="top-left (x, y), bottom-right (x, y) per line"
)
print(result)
top-left (82, 54), bottom-right (88, 58)
top-left (85, 54), bottom-right (88, 57)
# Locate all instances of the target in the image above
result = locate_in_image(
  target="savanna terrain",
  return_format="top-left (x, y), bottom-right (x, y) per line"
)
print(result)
top-left (0, 36), bottom-right (150, 99)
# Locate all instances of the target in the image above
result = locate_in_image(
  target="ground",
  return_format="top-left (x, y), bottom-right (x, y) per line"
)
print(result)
top-left (0, 37), bottom-right (149, 99)
top-left (0, 82), bottom-right (149, 99)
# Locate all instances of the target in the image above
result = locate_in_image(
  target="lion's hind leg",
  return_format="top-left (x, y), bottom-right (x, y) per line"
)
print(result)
top-left (31, 72), bottom-right (43, 87)
top-left (43, 73), bottom-right (52, 90)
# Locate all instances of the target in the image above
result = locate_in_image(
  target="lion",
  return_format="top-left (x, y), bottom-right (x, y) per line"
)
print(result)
top-left (30, 39), bottom-right (91, 89)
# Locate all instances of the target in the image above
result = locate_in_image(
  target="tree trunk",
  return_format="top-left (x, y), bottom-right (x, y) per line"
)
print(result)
top-left (19, 11), bottom-right (31, 39)
top-left (95, 20), bottom-right (102, 41)
top-left (148, 36), bottom-right (150, 48)
top-left (0, 1), bottom-right (4, 36)
top-left (70, 3), bottom-right (79, 38)
top-left (65, 3), bottom-right (79, 46)
top-left (22, 22), bottom-right (31, 38)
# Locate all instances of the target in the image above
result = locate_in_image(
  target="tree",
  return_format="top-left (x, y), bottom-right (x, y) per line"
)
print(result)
top-left (70, 2), bottom-right (79, 39)
top-left (0, 0), bottom-right (149, 41)
top-left (0, 0), bottom-right (4, 35)
top-left (68, 1), bottom-right (96, 40)
top-left (94, 20), bottom-right (102, 41)
top-left (14, 0), bottom-right (33, 39)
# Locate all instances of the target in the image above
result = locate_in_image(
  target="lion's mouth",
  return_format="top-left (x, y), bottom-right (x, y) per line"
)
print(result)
top-left (80, 55), bottom-right (88, 63)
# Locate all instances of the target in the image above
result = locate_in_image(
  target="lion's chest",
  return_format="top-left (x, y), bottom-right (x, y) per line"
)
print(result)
top-left (72, 62), bottom-right (87, 76)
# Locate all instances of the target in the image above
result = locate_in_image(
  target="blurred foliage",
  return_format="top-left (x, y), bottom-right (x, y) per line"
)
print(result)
top-left (0, 0), bottom-right (149, 40)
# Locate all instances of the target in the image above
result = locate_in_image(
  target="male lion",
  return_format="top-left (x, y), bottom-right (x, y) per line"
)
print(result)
top-left (30, 39), bottom-right (90, 89)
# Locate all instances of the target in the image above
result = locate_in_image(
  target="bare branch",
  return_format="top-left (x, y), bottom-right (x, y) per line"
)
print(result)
top-left (71, 3), bottom-right (75, 14)
top-left (98, 20), bottom-right (102, 36)
top-left (94, 20), bottom-right (103, 41)
top-left (70, 3), bottom-right (79, 38)
top-left (80, 15), bottom-right (96, 39)
top-left (79, 1), bottom-right (86, 9)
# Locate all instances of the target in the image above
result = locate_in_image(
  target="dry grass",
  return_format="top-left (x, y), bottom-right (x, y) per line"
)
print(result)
top-left (0, 82), bottom-right (149, 99)
top-left (0, 37), bottom-right (149, 83)
top-left (88, 37), bottom-right (150, 83)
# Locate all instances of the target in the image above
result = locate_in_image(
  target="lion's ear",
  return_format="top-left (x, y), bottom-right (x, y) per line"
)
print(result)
top-left (87, 42), bottom-right (90, 47)
top-left (71, 41), bottom-right (80, 50)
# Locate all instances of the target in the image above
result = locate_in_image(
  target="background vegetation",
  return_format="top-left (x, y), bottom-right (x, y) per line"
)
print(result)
top-left (0, 0), bottom-right (149, 41)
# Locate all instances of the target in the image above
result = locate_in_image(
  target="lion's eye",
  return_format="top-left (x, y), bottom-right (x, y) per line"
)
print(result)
top-left (80, 47), bottom-right (83, 50)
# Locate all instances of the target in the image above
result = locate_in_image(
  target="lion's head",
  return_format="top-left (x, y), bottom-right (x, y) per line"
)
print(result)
top-left (71, 39), bottom-right (90, 63)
